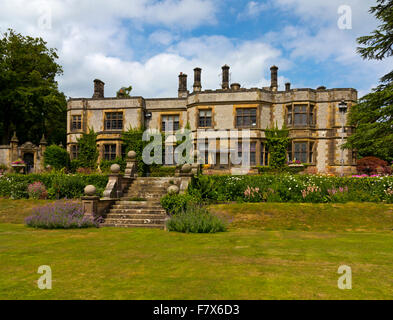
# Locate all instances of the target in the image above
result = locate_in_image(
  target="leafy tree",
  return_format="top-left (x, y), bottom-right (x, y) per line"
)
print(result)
top-left (345, 0), bottom-right (393, 162)
top-left (116, 85), bottom-right (132, 98)
top-left (76, 129), bottom-right (99, 169)
top-left (44, 145), bottom-right (70, 170)
top-left (122, 126), bottom-right (149, 176)
top-left (0, 29), bottom-right (66, 145)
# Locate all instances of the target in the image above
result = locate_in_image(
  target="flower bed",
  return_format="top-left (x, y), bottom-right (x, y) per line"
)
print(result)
top-left (25, 200), bottom-right (99, 229)
top-left (0, 173), bottom-right (108, 199)
top-left (188, 174), bottom-right (393, 203)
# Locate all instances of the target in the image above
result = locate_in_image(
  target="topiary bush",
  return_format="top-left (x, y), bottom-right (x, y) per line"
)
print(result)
top-left (166, 205), bottom-right (227, 233)
top-left (44, 145), bottom-right (70, 170)
top-left (357, 156), bottom-right (392, 175)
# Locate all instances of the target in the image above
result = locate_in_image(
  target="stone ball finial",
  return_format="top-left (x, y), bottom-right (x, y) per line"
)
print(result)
top-left (181, 163), bottom-right (192, 173)
top-left (84, 185), bottom-right (96, 196)
top-left (110, 163), bottom-right (121, 173)
top-left (167, 185), bottom-right (179, 195)
top-left (127, 150), bottom-right (137, 160)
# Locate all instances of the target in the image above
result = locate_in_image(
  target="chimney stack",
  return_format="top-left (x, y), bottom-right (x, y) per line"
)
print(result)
top-left (285, 82), bottom-right (291, 91)
top-left (270, 66), bottom-right (278, 92)
top-left (193, 67), bottom-right (202, 92)
top-left (93, 79), bottom-right (105, 98)
top-left (178, 72), bottom-right (188, 98)
top-left (221, 65), bottom-right (230, 90)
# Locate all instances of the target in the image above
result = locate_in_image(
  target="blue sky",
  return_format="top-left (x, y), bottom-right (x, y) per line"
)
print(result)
top-left (0, 0), bottom-right (391, 98)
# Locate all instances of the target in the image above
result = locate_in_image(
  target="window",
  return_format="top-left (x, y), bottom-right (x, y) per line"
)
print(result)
top-left (162, 115), bottom-right (179, 132)
top-left (104, 144), bottom-right (117, 160)
top-left (260, 143), bottom-right (269, 166)
top-left (197, 140), bottom-right (209, 164)
top-left (71, 145), bottom-right (79, 159)
top-left (71, 115), bottom-right (82, 131)
top-left (250, 142), bottom-right (256, 166)
top-left (237, 141), bottom-right (256, 165)
top-left (105, 112), bottom-right (123, 130)
top-left (288, 141), bottom-right (315, 164)
top-left (286, 104), bottom-right (315, 126)
top-left (198, 109), bottom-right (212, 127)
top-left (236, 108), bottom-right (257, 128)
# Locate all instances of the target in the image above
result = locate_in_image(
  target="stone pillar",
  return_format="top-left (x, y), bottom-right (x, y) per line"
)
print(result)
top-left (81, 185), bottom-right (99, 219)
top-left (193, 67), bottom-right (202, 92)
top-left (10, 132), bottom-right (19, 162)
top-left (178, 72), bottom-right (188, 98)
top-left (221, 65), bottom-right (230, 90)
top-left (270, 65), bottom-right (278, 92)
top-left (103, 164), bottom-right (123, 199)
top-left (124, 150), bottom-right (137, 178)
top-left (92, 79), bottom-right (105, 98)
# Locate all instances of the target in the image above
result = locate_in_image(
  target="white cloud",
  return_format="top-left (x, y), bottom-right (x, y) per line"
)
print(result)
top-left (237, 1), bottom-right (270, 20)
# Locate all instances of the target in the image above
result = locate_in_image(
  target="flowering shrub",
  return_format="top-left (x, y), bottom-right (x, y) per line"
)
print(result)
top-left (27, 182), bottom-right (48, 199)
top-left (0, 173), bottom-right (108, 199)
top-left (384, 188), bottom-right (393, 203)
top-left (287, 160), bottom-right (302, 165)
top-left (11, 159), bottom-right (25, 165)
top-left (25, 201), bottom-right (100, 229)
top-left (188, 174), bottom-right (393, 203)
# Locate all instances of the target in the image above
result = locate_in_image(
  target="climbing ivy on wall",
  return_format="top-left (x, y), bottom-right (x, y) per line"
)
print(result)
top-left (76, 128), bottom-right (99, 169)
top-left (122, 126), bottom-right (150, 176)
top-left (265, 125), bottom-right (290, 168)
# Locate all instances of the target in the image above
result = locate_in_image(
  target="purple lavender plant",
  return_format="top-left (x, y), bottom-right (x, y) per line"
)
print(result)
top-left (25, 200), bottom-right (100, 229)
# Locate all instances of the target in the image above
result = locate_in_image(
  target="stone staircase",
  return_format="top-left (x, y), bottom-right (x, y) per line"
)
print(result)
top-left (101, 177), bottom-right (179, 229)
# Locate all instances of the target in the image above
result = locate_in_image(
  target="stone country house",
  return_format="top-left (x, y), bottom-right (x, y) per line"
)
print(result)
top-left (67, 65), bottom-right (357, 175)
top-left (0, 65), bottom-right (358, 175)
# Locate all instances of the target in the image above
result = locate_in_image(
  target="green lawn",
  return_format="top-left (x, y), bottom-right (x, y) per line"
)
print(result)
top-left (0, 199), bottom-right (393, 300)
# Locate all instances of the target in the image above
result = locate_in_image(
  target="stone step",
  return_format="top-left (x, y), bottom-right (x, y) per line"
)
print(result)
top-left (101, 223), bottom-right (164, 229)
top-left (103, 218), bottom-right (166, 225)
top-left (109, 208), bottom-right (166, 214)
top-left (106, 213), bottom-right (167, 219)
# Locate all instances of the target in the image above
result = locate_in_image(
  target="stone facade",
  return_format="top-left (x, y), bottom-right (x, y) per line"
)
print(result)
top-left (0, 132), bottom-right (47, 173)
top-left (67, 65), bottom-right (358, 175)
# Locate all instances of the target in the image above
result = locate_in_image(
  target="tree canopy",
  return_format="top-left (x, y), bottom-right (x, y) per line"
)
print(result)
top-left (345, 0), bottom-right (393, 162)
top-left (0, 29), bottom-right (66, 145)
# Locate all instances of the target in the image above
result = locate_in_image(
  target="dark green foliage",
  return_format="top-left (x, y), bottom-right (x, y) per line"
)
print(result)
top-left (0, 29), bottom-right (66, 145)
top-left (166, 205), bottom-right (227, 233)
top-left (345, 83), bottom-right (393, 162)
top-left (116, 85), bottom-right (132, 98)
top-left (122, 126), bottom-right (149, 176)
top-left (149, 166), bottom-right (176, 177)
top-left (99, 157), bottom-right (126, 173)
top-left (76, 129), bottom-right (99, 169)
top-left (44, 145), bottom-right (70, 170)
top-left (160, 193), bottom-right (199, 215)
top-left (265, 125), bottom-right (290, 168)
top-left (0, 173), bottom-right (108, 199)
top-left (257, 165), bottom-right (309, 174)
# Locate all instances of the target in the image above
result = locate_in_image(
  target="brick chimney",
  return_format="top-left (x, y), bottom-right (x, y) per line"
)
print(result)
top-left (270, 66), bottom-right (278, 92)
top-left (93, 79), bottom-right (105, 98)
top-left (221, 65), bottom-right (230, 90)
top-left (178, 72), bottom-right (188, 98)
top-left (285, 82), bottom-right (291, 91)
top-left (193, 67), bottom-right (202, 92)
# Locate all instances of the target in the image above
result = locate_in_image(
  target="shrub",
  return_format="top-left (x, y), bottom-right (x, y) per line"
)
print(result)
top-left (149, 166), bottom-right (176, 177)
top-left (100, 157), bottom-right (126, 173)
top-left (166, 205), bottom-right (227, 233)
top-left (160, 193), bottom-right (199, 215)
top-left (28, 181), bottom-right (48, 199)
top-left (357, 156), bottom-right (392, 175)
top-left (44, 145), bottom-right (70, 170)
top-left (25, 201), bottom-right (99, 229)
top-left (0, 173), bottom-right (108, 199)
top-left (76, 129), bottom-right (99, 169)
